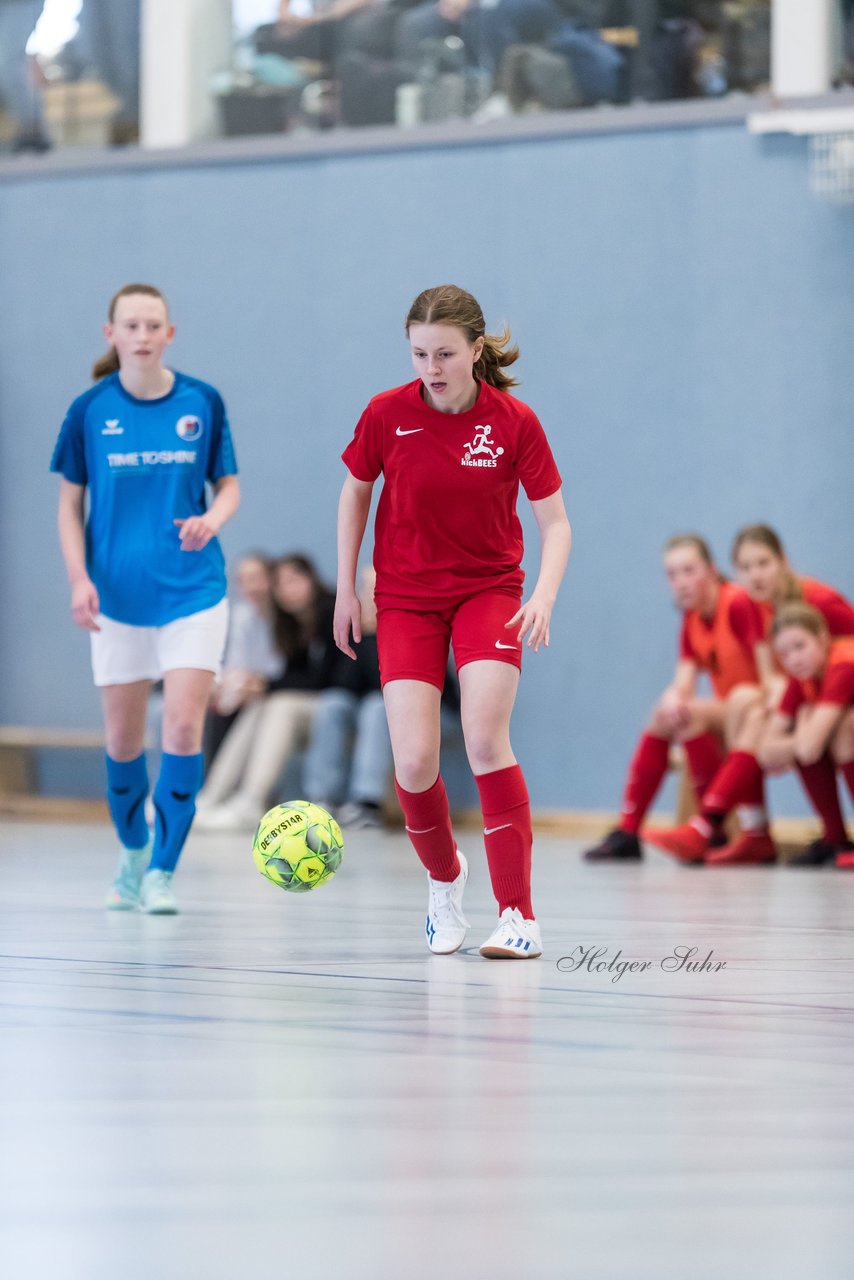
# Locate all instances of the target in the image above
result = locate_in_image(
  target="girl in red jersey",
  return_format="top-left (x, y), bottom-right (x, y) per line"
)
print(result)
top-left (733, 524), bottom-right (854, 865)
top-left (334, 285), bottom-right (571, 959)
top-left (760, 604), bottom-right (854, 869)
top-left (732, 524), bottom-right (854, 643)
top-left (583, 534), bottom-right (772, 865)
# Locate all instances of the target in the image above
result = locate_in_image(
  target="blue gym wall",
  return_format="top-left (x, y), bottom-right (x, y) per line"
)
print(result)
top-left (1, 120), bottom-right (852, 814)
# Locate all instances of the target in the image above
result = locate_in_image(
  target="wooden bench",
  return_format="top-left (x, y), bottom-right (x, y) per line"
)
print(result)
top-left (0, 725), bottom-right (114, 821)
top-left (0, 725), bottom-right (822, 851)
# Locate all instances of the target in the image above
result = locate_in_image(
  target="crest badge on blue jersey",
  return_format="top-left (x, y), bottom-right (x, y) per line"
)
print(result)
top-left (176, 414), bottom-right (202, 441)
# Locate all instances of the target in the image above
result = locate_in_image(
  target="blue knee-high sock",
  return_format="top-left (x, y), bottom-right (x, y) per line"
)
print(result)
top-left (106, 753), bottom-right (150, 851)
top-left (150, 752), bottom-right (204, 873)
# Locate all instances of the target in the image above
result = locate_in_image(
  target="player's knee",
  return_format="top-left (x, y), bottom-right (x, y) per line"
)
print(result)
top-left (830, 711), bottom-right (854, 764)
top-left (162, 717), bottom-right (201, 755)
top-left (794, 739), bottom-right (823, 768)
top-left (394, 750), bottom-right (440, 793)
top-left (647, 706), bottom-right (672, 738)
top-left (464, 728), bottom-right (509, 774)
top-left (105, 733), bottom-right (143, 762)
top-left (726, 683), bottom-right (762, 717)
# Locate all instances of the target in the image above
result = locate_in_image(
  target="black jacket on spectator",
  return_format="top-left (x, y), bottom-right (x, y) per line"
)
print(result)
top-left (329, 633), bottom-right (382, 698)
top-left (269, 592), bottom-right (338, 693)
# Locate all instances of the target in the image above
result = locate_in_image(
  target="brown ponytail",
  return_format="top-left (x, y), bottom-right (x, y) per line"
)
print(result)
top-left (731, 523), bottom-right (802, 604)
top-left (405, 284), bottom-right (520, 391)
top-left (92, 282), bottom-right (168, 381)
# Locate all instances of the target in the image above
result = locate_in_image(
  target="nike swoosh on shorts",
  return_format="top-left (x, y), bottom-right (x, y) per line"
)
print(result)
top-left (495, 641), bottom-right (518, 650)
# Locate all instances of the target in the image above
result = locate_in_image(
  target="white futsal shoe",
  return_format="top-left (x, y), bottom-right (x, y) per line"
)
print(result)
top-left (105, 842), bottom-right (151, 910)
top-left (479, 908), bottom-right (543, 959)
top-left (193, 795), bottom-right (258, 833)
top-left (141, 869), bottom-right (179, 915)
top-left (426, 850), bottom-right (469, 954)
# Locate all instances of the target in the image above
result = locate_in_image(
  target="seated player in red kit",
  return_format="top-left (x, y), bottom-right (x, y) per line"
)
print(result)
top-left (583, 534), bottom-right (772, 864)
top-left (759, 604), bottom-right (854, 869)
top-left (646, 525), bottom-right (854, 867)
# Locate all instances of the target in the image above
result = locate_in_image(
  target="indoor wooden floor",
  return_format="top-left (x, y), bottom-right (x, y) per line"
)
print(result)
top-left (2, 821), bottom-right (854, 1279)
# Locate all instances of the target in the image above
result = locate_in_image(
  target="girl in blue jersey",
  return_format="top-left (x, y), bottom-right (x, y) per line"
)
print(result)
top-left (51, 283), bottom-right (240, 914)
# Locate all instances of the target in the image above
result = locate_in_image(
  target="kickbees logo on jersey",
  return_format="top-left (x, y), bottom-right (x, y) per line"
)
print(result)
top-left (462, 424), bottom-right (504, 468)
top-left (176, 414), bottom-right (202, 441)
top-left (102, 419), bottom-right (123, 435)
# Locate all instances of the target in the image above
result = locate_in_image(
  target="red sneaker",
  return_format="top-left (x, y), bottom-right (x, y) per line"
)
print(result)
top-left (705, 831), bottom-right (777, 865)
top-left (644, 822), bottom-right (709, 864)
top-left (836, 848), bottom-right (854, 869)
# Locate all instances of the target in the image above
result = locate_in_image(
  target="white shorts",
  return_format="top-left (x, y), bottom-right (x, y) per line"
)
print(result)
top-left (90, 599), bottom-right (230, 687)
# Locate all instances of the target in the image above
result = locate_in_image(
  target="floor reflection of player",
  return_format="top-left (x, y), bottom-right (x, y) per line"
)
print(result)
top-left (51, 284), bottom-right (240, 914)
top-left (334, 284), bottom-right (571, 959)
top-left (583, 534), bottom-right (770, 864)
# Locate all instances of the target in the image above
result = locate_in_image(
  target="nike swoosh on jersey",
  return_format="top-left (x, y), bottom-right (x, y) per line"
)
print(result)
top-left (495, 641), bottom-right (518, 650)
top-left (483, 823), bottom-right (512, 836)
top-left (396, 426), bottom-right (424, 436)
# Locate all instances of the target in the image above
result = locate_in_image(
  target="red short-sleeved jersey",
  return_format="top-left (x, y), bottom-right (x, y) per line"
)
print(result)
top-left (342, 379), bottom-right (562, 609)
top-left (779, 637), bottom-right (854, 719)
top-left (758, 576), bottom-right (854, 639)
top-left (679, 581), bottom-right (764, 698)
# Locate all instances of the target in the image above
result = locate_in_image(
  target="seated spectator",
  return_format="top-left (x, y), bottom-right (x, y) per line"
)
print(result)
top-left (255, 0), bottom-right (400, 78)
top-left (204, 551), bottom-right (283, 768)
top-left (303, 566), bottom-right (391, 828)
top-left (396, 0), bottom-right (565, 76)
top-left (195, 553), bottom-right (336, 831)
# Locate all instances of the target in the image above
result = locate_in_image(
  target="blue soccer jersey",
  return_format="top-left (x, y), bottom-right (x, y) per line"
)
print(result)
top-left (50, 371), bottom-right (238, 627)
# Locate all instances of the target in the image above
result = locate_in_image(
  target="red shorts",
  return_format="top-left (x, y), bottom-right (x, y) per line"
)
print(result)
top-left (376, 589), bottom-right (523, 690)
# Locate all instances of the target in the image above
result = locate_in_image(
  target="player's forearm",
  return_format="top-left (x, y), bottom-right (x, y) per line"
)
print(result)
top-left (531, 517), bottom-right (571, 603)
top-left (207, 475), bottom-right (241, 532)
top-left (669, 661), bottom-right (697, 701)
top-left (337, 479), bottom-right (372, 591)
top-left (57, 493), bottom-right (89, 585)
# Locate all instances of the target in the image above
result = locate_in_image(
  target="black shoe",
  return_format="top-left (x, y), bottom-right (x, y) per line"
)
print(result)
top-left (582, 828), bottom-right (642, 862)
top-left (787, 838), bottom-right (853, 867)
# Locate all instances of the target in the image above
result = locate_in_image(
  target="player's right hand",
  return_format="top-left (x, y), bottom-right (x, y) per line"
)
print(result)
top-left (71, 578), bottom-right (101, 632)
top-left (659, 689), bottom-right (691, 732)
top-left (333, 589), bottom-right (362, 660)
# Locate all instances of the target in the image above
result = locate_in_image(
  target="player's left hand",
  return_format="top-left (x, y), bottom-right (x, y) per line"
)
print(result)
top-left (506, 594), bottom-right (553, 653)
top-left (174, 515), bottom-right (218, 551)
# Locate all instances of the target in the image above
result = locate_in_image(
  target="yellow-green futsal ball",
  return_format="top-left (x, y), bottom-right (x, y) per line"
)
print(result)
top-left (252, 801), bottom-right (344, 893)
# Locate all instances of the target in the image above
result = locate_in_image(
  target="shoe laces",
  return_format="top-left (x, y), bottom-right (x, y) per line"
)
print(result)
top-left (429, 875), bottom-right (461, 926)
top-left (147, 869), bottom-right (173, 894)
top-left (115, 847), bottom-right (147, 890)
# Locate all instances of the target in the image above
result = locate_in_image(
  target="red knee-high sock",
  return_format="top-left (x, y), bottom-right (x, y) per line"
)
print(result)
top-left (797, 757), bottom-right (849, 845)
top-left (476, 764), bottom-right (533, 919)
top-left (395, 775), bottom-right (459, 882)
top-left (619, 733), bottom-right (670, 834)
top-left (840, 760), bottom-right (854, 810)
top-left (682, 732), bottom-right (724, 804)
top-left (701, 751), bottom-right (766, 831)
